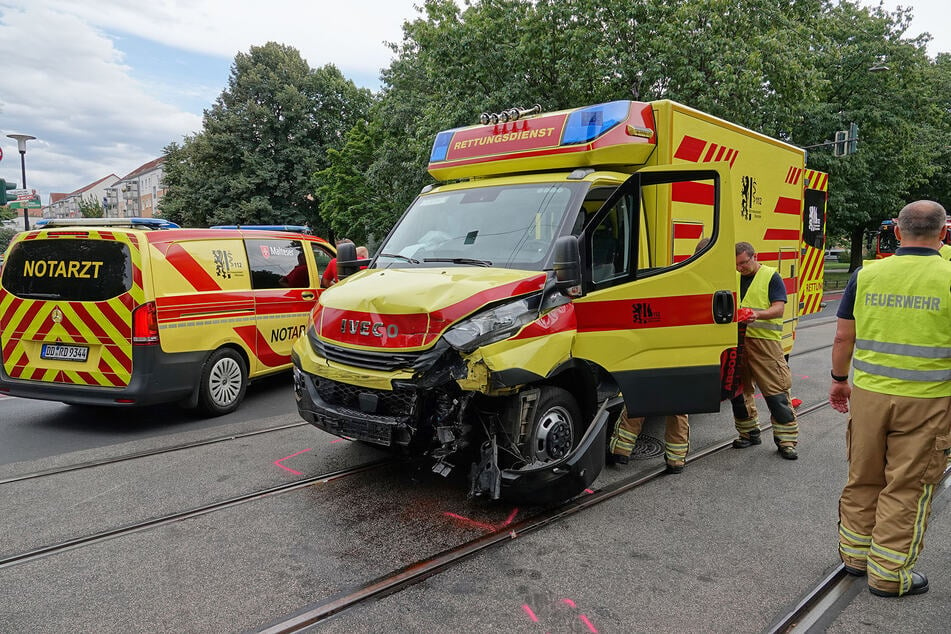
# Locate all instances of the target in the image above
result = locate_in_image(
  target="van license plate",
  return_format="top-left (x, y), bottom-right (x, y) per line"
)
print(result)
top-left (41, 344), bottom-right (89, 362)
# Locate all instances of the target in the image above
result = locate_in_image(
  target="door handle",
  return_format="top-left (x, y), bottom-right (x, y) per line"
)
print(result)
top-left (712, 290), bottom-right (734, 324)
top-left (302, 292), bottom-right (315, 300)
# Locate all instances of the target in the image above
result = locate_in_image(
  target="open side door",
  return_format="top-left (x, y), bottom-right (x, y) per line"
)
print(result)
top-left (572, 164), bottom-right (737, 416)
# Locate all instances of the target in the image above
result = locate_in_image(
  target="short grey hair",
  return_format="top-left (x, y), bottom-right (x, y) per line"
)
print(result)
top-left (735, 241), bottom-right (755, 257)
top-left (897, 200), bottom-right (947, 239)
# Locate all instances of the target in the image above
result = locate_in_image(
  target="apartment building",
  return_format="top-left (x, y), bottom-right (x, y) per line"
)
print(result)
top-left (43, 157), bottom-right (165, 220)
top-left (104, 157), bottom-right (166, 218)
top-left (45, 174), bottom-right (120, 219)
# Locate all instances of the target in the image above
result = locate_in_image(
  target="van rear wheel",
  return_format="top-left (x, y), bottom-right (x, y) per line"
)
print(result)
top-left (198, 348), bottom-right (247, 416)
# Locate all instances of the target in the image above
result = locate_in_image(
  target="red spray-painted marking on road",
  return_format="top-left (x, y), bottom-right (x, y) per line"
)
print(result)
top-left (444, 507), bottom-right (519, 532)
top-left (521, 604), bottom-right (539, 623)
top-left (273, 448), bottom-right (312, 475)
top-left (584, 488), bottom-right (594, 494)
top-left (561, 599), bottom-right (598, 633)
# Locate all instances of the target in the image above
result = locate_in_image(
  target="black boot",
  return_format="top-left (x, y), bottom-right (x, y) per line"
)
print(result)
top-left (732, 429), bottom-right (762, 449)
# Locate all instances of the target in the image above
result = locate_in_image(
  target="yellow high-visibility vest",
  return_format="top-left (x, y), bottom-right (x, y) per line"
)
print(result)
top-left (853, 254), bottom-right (951, 397)
top-left (740, 264), bottom-right (783, 341)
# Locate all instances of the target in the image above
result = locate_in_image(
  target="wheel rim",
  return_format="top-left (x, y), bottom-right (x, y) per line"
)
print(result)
top-left (532, 405), bottom-right (574, 462)
top-left (209, 357), bottom-right (243, 408)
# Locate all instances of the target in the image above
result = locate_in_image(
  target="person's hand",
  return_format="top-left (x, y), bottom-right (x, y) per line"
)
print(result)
top-left (829, 381), bottom-right (851, 413)
top-left (737, 307), bottom-right (757, 324)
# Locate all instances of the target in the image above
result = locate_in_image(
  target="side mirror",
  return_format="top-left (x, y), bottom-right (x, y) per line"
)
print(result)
top-left (553, 235), bottom-right (581, 296)
top-left (336, 242), bottom-right (358, 279)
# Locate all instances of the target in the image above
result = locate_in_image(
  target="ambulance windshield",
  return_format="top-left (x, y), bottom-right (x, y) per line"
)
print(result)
top-left (378, 183), bottom-right (582, 270)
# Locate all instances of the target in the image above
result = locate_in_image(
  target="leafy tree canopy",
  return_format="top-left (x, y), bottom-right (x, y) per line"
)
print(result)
top-left (160, 42), bottom-right (372, 233)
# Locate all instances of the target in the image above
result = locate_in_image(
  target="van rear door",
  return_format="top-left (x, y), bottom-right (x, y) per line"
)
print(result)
top-left (0, 229), bottom-right (143, 388)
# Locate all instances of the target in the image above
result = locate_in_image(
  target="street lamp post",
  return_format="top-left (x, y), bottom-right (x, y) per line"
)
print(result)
top-left (7, 133), bottom-right (36, 230)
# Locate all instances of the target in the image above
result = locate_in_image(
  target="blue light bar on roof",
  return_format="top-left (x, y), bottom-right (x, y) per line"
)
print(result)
top-left (430, 130), bottom-right (455, 163)
top-left (561, 100), bottom-right (631, 145)
top-left (210, 224), bottom-right (312, 234)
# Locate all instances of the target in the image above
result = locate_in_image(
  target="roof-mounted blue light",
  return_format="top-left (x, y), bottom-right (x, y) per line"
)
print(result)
top-left (561, 100), bottom-right (631, 145)
top-left (210, 224), bottom-right (312, 234)
top-left (430, 130), bottom-right (454, 163)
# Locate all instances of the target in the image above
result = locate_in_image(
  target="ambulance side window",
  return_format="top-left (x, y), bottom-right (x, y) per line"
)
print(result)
top-left (590, 194), bottom-right (634, 284)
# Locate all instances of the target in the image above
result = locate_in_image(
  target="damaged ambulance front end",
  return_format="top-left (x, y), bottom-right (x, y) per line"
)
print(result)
top-left (292, 178), bottom-right (623, 503)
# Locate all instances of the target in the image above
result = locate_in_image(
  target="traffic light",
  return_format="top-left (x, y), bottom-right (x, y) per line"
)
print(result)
top-left (848, 122), bottom-right (859, 155)
top-left (833, 130), bottom-right (848, 157)
top-left (0, 179), bottom-right (16, 205)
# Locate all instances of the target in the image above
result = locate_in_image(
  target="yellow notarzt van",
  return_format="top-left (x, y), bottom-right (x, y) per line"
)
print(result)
top-left (0, 219), bottom-right (334, 415)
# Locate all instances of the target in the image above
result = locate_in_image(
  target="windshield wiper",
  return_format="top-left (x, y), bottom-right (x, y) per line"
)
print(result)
top-left (423, 258), bottom-right (493, 267)
top-left (378, 253), bottom-right (420, 264)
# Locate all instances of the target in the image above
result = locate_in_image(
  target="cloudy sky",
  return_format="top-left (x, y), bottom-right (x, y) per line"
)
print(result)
top-left (0, 0), bottom-right (947, 205)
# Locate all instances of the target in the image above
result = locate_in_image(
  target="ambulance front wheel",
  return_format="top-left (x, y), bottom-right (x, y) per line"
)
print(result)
top-left (198, 348), bottom-right (248, 416)
top-left (525, 386), bottom-right (581, 464)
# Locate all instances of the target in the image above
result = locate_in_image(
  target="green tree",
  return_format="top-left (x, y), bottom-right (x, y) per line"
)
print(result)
top-left (0, 226), bottom-right (15, 254)
top-left (160, 42), bottom-right (372, 231)
top-left (318, 0), bottom-right (832, 235)
top-left (789, 3), bottom-right (944, 269)
top-left (78, 196), bottom-right (105, 218)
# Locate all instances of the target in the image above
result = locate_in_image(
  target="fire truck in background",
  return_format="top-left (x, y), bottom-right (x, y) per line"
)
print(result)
top-left (292, 99), bottom-right (828, 502)
top-left (867, 216), bottom-right (951, 260)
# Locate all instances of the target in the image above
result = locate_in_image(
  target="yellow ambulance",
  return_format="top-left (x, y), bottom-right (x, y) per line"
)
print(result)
top-left (0, 218), bottom-right (334, 415)
top-left (291, 100), bottom-right (827, 501)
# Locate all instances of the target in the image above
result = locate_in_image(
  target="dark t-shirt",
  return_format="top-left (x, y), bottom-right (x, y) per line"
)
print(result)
top-left (740, 269), bottom-right (787, 303)
top-left (836, 247), bottom-right (940, 320)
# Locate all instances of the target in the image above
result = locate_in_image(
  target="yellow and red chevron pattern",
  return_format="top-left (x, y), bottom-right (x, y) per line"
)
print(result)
top-left (799, 169), bottom-right (829, 315)
top-left (0, 230), bottom-right (144, 387)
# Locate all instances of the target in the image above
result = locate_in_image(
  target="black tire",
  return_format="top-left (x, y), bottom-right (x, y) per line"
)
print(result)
top-left (522, 386), bottom-right (581, 464)
top-left (197, 348), bottom-right (247, 416)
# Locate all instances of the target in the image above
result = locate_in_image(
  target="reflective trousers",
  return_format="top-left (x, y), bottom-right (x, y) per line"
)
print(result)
top-left (731, 336), bottom-right (799, 447)
top-left (838, 386), bottom-right (951, 595)
top-left (609, 408), bottom-right (690, 466)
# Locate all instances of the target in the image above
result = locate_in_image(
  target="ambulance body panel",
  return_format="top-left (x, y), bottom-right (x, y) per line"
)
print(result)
top-left (292, 100), bottom-right (826, 502)
top-left (0, 224), bottom-right (333, 414)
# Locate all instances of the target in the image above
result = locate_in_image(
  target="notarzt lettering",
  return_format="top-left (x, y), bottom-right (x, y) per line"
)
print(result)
top-left (22, 260), bottom-right (104, 279)
top-left (271, 325), bottom-right (306, 342)
top-left (864, 293), bottom-right (942, 310)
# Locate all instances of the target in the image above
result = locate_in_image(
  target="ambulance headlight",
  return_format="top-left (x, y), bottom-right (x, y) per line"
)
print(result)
top-left (444, 298), bottom-right (538, 353)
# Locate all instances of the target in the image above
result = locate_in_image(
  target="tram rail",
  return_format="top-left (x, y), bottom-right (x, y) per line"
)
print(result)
top-left (0, 421), bottom-right (309, 485)
top-left (767, 466), bottom-right (951, 634)
top-left (257, 401), bottom-right (832, 633)
top-left (0, 458), bottom-right (392, 570)
top-left (1, 339), bottom-right (836, 486)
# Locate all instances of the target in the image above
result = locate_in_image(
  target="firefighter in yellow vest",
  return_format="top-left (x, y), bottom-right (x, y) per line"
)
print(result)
top-left (609, 409), bottom-right (689, 474)
top-left (732, 241), bottom-right (799, 459)
top-left (829, 200), bottom-right (951, 598)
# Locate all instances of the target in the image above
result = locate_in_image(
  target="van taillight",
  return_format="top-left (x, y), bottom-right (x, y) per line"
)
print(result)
top-left (132, 301), bottom-right (160, 345)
